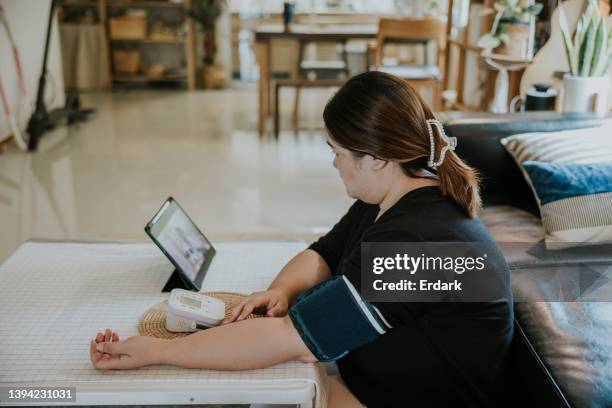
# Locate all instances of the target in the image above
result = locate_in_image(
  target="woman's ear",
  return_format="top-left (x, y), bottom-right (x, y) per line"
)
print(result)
top-left (369, 156), bottom-right (388, 171)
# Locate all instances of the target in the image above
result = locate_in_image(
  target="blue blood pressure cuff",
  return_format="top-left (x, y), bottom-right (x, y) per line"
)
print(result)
top-left (288, 275), bottom-right (392, 362)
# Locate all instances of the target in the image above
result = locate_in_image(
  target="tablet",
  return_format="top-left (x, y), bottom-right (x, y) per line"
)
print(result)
top-left (145, 197), bottom-right (215, 291)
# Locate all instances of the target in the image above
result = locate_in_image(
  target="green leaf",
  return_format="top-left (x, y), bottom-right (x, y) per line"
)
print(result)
top-left (499, 33), bottom-right (511, 45)
top-left (559, 5), bottom-right (576, 75)
top-left (599, 31), bottom-right (612, 75)
top-left (590, 17), bottom-right (607, 75)
top-left (477, 33), bottom-right (501, 50)
top-left (187, 0), bottom-right (224, 27)
top-left (578, 17), bottom-right (597, 76)
top-left (578, 12), bottom-right (590, 48)
top-left (601, 50), bottom-right (612, 75)
top-left (506, 0), bottom-right (519, 9)
top-left (525, 3), bottom-right (543, 16)
top-left (573, 13), bottom-right (589, 74)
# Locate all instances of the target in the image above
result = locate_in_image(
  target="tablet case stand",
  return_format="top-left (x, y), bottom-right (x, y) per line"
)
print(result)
top-left (162, 269), bottom-right (197, 292)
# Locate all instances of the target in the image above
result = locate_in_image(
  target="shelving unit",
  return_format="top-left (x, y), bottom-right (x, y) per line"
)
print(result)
top-left (107, 1), bottom-right (186, 8)
top-left (58, 0), bottom-right (196, 89)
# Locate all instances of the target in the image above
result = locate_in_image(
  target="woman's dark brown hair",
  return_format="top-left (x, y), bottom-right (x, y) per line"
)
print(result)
top-left (323, 71), bottom-right (481, 217)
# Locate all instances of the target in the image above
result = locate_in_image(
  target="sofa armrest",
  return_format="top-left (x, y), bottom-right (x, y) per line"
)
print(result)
top-left (507, 319), bottom-right (571, 408)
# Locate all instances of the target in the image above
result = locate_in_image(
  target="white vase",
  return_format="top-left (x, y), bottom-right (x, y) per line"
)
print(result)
top-left (562, 74), bottom-right (610, 113)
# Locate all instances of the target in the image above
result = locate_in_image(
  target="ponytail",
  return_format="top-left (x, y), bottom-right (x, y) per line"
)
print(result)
top-left (436, 152), bottom-right (481, 218)
top-left (423, 107), bottom-right (482, 218)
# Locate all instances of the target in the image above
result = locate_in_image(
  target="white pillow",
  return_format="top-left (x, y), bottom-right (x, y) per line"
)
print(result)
top-left (500, 120), bottom-right (612, 247)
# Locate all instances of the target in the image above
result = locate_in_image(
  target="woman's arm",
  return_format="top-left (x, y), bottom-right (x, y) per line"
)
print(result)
top-left (91, 316), bottom-right (316, 370)
top-left (166, 315), bottom-right (315, 369)
top-left (227, 203), bottom-right (360, 323)
top-left (269, 203), bottom-right (362, 304)
top-left (225, 249), bottom-right (332, 322)
top-left (268, 249), bottom-right (332, 305)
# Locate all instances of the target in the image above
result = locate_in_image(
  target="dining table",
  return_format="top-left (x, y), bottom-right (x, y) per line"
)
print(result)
top-left (254, 23), bottom-right (379, 135)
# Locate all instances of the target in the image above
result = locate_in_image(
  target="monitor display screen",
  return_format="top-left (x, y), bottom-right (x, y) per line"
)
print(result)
top-left (180, 296), bottom-right (202, 308)
top-left (147, 198), bottom-right (215, 288)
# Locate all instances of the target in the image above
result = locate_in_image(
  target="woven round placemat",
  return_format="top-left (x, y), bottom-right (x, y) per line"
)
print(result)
top-left (138, 291), bottom-right (259, 339)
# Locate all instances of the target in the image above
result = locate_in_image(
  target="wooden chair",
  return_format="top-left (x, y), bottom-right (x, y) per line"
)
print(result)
top-left (274, 78), bottom-right (344, 139)
top-left (273, 39), bottom-right (348, 139)
top-left (292, 39), bottom-right (349, 129)
top-left (373, 18), bottom-right (447, 111)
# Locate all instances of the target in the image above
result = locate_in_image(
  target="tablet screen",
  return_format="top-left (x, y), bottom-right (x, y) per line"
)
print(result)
top-left (146, 198), bottom-right (215, 288)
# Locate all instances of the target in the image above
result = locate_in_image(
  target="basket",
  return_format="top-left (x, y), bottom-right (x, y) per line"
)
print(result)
top-left (113, 49), bottom-right (141, 74)
top-left (110, 15), bottom-right (147, 40)
top-left (144, 64), bottom-right (166, 79)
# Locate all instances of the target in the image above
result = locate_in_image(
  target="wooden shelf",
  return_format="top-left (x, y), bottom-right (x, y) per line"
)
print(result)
top-left (110, 38), bottom-right (185, 44)
top-left (113, 73), bottom-right (186, 82)
top-left (58, 0), bottom-right (197, 90)
top-left (64, 0), bottom-right (185, 7)
top-left (106, 1), bottom-right (185, 8)
top-left (447, 38), bottom-right (480, 53)
top-left (60, 0), bottom-right (99, 5)
top-left (60, 2), bottom-right (99, 8)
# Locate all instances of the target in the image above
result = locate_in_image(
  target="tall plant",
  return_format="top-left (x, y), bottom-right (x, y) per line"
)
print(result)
top-left (187, 0), bottom-right (225, 66)
top-left (560, 0), bottom-right (612, 77)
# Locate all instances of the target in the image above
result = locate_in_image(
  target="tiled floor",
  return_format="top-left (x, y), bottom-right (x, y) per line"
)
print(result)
top-left (0, 82), bottom-right (352, 263)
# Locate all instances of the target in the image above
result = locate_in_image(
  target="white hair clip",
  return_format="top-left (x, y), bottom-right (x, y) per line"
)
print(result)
top-left (426, 119), bottom-right (457, 169)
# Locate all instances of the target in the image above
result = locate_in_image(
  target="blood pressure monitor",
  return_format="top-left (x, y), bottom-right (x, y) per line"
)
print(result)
top-left (166, 289), bottom-right (226, 332)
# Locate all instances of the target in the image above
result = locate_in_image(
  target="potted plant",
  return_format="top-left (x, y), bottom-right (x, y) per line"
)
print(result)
top-left (560, 0), bottom-right (612, 112)
top-left (187, 0), bottom-right (226, 89)
top-left (478, 0), bottom-right (543, 59)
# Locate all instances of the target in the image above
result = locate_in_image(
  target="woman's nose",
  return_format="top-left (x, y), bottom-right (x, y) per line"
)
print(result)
top-left (332, 156), bottom-right (338, 168)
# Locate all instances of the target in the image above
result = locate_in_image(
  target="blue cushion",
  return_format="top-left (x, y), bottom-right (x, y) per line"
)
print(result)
top-left (522, 161), bottom-right (612, 205)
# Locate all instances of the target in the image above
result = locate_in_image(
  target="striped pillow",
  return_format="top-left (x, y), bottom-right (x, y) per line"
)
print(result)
top-left (501, 121), bottom-right (612, 247)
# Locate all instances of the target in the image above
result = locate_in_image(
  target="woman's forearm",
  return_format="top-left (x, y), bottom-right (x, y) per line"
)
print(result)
top-left (268, 249), bottom-right (332, 305)
top-left (160, 316), bottom-right (315, 370)
top-left (154, 250), bottom-right (330, 370)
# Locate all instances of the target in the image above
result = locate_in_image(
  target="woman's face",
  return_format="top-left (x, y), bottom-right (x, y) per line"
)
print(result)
top-left (326, 136), bottom-right (389, 204)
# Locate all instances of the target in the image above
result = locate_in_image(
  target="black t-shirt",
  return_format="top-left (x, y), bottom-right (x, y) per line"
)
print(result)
top-left (309, 186), bottom-right (514, 408)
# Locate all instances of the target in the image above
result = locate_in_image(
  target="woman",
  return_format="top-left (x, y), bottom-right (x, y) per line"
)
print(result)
top-left (90, 72), bottom-right (513, 407)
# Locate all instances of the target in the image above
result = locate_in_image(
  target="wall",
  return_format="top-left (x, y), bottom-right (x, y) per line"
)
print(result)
top-left (0, 0), bottom-right (65, 144)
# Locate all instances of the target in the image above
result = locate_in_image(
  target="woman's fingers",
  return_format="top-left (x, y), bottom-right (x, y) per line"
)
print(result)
top-left (225, 294), bottom-right (266, 323)
top-left (90, 348), bottom-right (134, 370)
top-left (90, 336), bottom-right (158, 370)
top-left (236, 301), bottom-right (256, 321)
top-left (90, 340), bottom-right (101, 362)
top-left (267, 303), bottom-right (287, 317)
top-left (224, 291), bottom-right (287, 323)
top-left (104, 328), bottom-right (112, 343)
top-left (96, 338), bottom-right (130, 355)
top-left (266, 298), bottom-right (281, 316)
top-left (90, 330), bottom-right (125, 366)
top-left (95, 329), bottom-right (120, 343)
top-left (223, 298), bottom-right (247, 324)
top-left (267, 297), bottom-right (278, 310)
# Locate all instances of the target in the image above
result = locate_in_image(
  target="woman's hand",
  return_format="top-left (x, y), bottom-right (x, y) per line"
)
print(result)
top-left (223, 289), bottom-right (289, 324)
top-left (89, 328), bottom-right (167, 370)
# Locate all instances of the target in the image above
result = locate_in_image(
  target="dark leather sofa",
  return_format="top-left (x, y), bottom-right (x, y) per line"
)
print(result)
top-left (441, 112), bottom-right (612, 408)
